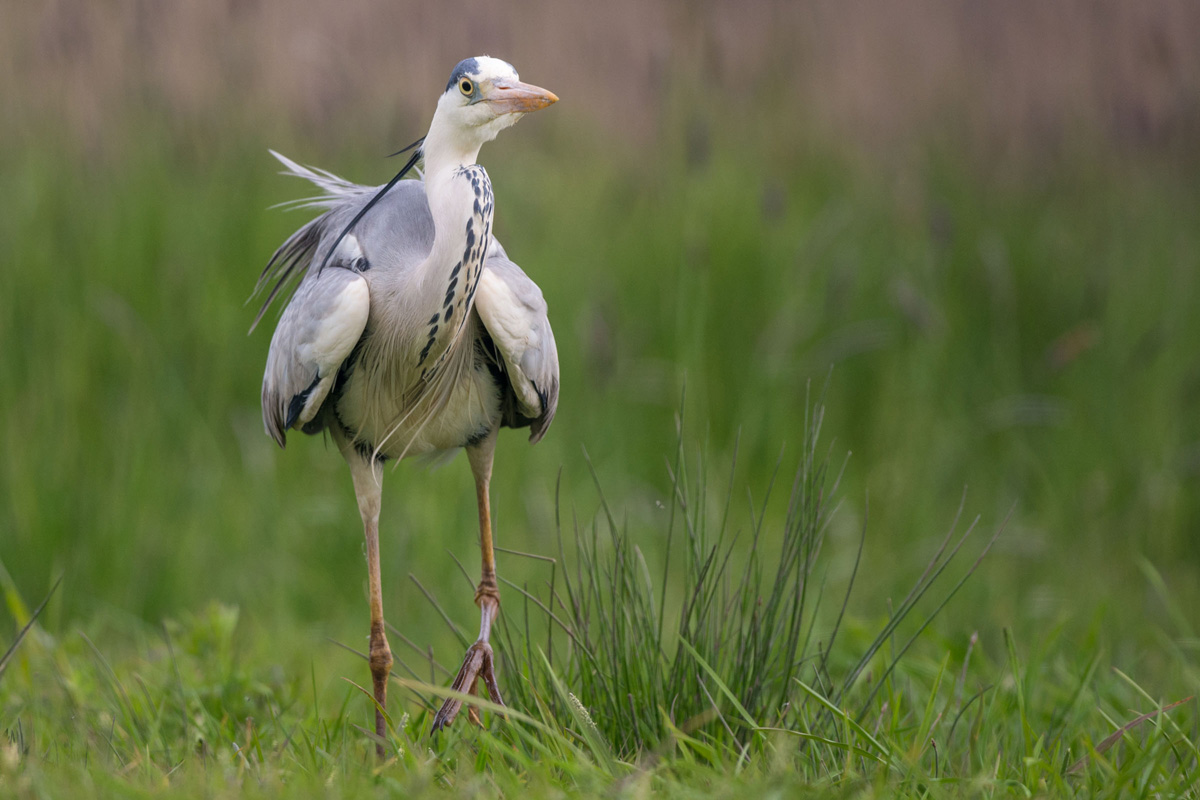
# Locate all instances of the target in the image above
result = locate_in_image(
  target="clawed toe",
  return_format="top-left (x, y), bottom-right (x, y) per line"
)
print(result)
top-left (431, 641), bottom-right (505, 733)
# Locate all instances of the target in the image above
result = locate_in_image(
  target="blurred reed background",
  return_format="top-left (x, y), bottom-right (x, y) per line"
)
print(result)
top-left (1, 0), bottom-right (1198, 669)
top-left (6, 1), bottom-right (1199, 156)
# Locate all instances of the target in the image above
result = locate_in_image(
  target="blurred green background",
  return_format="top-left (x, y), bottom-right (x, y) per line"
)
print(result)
top-left (2, 0), bottom-right (1198, 680)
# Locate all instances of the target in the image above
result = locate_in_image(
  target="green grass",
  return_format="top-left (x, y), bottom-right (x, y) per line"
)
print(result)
top-left (2, 430), bottom-right (1196, 796)
top-left (2, 112), bottom-right (1200, 796)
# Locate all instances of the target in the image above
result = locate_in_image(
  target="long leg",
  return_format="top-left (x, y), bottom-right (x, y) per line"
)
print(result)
top-left (339, 435), bottom-right (393, 757)
top-left (432, 427), bottom-right (504, 731)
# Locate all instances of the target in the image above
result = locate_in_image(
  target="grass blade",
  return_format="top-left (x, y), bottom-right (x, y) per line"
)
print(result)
top-left (0, 574), bottom-right (61, 681)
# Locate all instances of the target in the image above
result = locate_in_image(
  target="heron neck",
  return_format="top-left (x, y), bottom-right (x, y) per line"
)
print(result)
top-left (419, 124), bottom-right (483, 256)
top-left (421, 109), bottom-right (484, 183)
top-left (421, 160), bottom-right (488, 269)
top-left (407, 152), bottom-right (492, 373)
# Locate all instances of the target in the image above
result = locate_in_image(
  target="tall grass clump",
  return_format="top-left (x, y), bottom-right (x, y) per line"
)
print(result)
top-left (408, 386), bottom-right (1002, 768)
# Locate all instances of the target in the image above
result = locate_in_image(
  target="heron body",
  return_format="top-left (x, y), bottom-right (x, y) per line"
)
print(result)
top-left (252, 57), bottom-right (559, 748)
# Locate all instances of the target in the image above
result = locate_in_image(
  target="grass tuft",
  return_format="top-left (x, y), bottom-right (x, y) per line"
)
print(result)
top-left (402, 387), bottom-right (1007, 786)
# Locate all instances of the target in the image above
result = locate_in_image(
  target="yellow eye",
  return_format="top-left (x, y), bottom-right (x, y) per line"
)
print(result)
top-left (459, 78), bottom-right (473, 96)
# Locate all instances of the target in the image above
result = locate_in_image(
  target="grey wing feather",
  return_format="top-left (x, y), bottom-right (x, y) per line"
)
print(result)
top-left (251, 151), bottom-right (433, 333)
top-left (261, 266), bottom-right (370, 447)
top-left (475, 256), bottom-right (560, 443)
top-left (256, 150), bottom-right (440, 447)
top-left (250, 152), bottom-right (378, 332)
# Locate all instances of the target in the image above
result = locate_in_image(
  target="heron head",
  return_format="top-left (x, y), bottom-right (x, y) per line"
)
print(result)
top-left (433, 57), bottom-right (558, 147)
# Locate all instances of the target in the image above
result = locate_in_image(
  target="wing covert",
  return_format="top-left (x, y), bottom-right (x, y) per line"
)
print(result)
top-left (475, 256), bottom-right (559, 443)
top-left (262, 264), bottom-right (370, 447)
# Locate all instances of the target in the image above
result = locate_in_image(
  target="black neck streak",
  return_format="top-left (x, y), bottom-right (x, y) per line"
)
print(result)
top-left (417, 165), bottom-right (494, 377)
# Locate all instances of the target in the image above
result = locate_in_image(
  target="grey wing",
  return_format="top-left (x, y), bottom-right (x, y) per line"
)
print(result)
top-left (251, 151), bottom-right (434, 335)
top-left (475, 255), bottom-right (560, 443)
top-left (261, 264), bottom-right (370, 447)
top-left (256, 151), bottom-right (438, 448)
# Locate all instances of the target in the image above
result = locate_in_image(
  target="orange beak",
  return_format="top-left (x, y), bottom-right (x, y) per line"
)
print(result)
top-left (486, 80), bottom-right (559, 114)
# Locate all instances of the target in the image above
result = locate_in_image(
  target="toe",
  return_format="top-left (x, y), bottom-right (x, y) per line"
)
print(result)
top-left (431, 700), bottom-right (460, 733)
top-left (479, 647), bottom-right (506, 708)
top-left (431, 643), bottom-right (486, 733)
top-left (430, 642), bottom-right (505, 733)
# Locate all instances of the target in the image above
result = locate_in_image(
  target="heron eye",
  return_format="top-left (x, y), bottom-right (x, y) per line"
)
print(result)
top-left (459, 78), bottom-right (473, 96)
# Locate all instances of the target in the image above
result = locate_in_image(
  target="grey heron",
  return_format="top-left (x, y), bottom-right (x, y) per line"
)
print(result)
top-left (251, 56), bottom-right (559, 750)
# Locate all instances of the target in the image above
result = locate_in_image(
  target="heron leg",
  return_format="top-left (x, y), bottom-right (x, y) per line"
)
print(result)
top-left (343, 441), bottom-right (393, 758)
top-left (432, 429), bottom-right (505, 732)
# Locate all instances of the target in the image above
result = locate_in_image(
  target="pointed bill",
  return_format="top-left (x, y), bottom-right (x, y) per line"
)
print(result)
top-left (486, 81), bottom-right (558, 114)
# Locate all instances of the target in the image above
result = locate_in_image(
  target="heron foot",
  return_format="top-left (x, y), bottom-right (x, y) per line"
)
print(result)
top-left (431, 640), bottom-right (505, 733)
